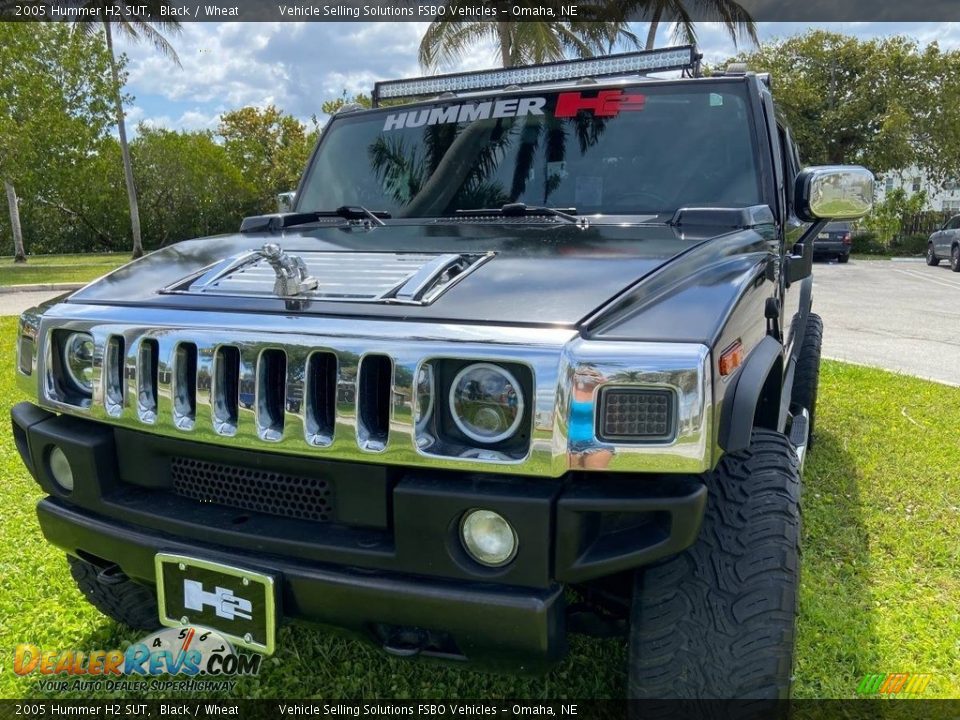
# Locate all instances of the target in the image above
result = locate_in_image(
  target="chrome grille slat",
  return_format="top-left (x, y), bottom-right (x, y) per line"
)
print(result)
top-left (212, 346), bottom-right (239, 437)
top-left (236, 345), bottom-right (259, 443)
top-left (283, 347), bottom-right (309, 446)
top-left (103, 335), bottom-right (125, 417)
top-left (357, 354), bottom-right (392, 453)
top-left (136, 338), bottom-right (158, 424)
top-left (172, 342), bottom-right (197, 431)
top-left (256, 349), bottom-right (286, 442)
top-left (123, 336), bottom-right (139, 421)
top-left (305, 351), bottom-right (337, 448)
top-left (194, 343), bottom-right (214, 433)
top-left (154, 336), bottom-right (178, 433)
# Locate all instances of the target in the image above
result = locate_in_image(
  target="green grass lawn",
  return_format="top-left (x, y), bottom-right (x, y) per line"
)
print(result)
top-left (0, 314), bottom-right (957, 699)
top-left (0, 254), bottom-right (129, 287)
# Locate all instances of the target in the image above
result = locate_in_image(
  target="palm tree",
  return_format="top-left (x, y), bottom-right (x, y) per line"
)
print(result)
top-left (419, 9), bottom-right (638, 69)
top-left (639, 0), bottom-right (758, 51)
top-left (4, 182), bottom-right (25, 262)
top-left (72, 3), bottom-right (181, 258)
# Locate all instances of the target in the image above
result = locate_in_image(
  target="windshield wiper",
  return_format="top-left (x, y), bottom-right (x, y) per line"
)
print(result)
top-left (240, 205), bottom-right (391, 233)
top-left (455, 203), bottom-right (583, 226)
top-left (332, 205), bottom-right (389, 226)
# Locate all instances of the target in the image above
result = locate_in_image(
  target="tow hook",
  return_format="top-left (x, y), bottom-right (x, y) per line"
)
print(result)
top-left (381, 628), bottom-right (426, 658)
top-left (96, 563), bottom-right (129, 586)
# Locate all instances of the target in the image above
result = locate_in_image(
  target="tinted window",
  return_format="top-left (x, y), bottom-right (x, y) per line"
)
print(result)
top-left (300, 84), bottom-right (761, 217)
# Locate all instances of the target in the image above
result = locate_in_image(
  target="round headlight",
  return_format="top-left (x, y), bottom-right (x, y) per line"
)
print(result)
top-left (62, 332), bottom-right (95, 394)
top-left (449, 363), bottom-right (524, 444)
top-left (460, 509), bottom-right (517, 567)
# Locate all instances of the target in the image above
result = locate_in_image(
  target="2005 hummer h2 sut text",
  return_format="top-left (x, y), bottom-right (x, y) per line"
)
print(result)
top-left (11, 47), bottom-right (873, 698)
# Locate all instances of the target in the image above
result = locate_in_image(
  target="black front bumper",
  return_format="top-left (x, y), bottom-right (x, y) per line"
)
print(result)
top-left (13, 402), bottom-right (707, 672)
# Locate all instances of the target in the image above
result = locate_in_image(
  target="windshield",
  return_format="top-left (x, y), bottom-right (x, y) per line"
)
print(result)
top-left (298, 82), bottom-right (761, 218)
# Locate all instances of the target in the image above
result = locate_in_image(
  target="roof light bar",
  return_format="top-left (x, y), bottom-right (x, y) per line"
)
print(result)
top-left (372, 46), bottom-right (700, 106)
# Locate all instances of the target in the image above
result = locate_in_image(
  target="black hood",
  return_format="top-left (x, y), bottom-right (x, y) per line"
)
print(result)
top-left (67, 222), bottom-right (735, 327)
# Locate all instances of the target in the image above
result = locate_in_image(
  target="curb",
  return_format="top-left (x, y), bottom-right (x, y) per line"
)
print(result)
top-left (0, 282), bottom-right (85, 295)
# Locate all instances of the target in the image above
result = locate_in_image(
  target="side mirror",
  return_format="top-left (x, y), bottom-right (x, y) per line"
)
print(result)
top-left (795, 166), bottom-right (874, 222)
top-left (277, 191), bottom-right (297, 213)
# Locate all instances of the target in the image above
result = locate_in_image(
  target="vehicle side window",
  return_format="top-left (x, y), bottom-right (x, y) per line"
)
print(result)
top-left (948, 216), bottom-right (960, 230)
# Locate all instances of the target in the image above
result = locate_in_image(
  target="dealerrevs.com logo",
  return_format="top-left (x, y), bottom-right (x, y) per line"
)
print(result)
top-left (14, 626), bottom-right (261, 692)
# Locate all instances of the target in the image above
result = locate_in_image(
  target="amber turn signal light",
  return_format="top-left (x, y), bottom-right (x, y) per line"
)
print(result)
top-left (718, 340), bottom-right (744, 377)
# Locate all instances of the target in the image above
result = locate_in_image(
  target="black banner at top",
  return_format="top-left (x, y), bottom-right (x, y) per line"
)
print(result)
top-left (2, 700), bottom-right (960, 720)
top-left (0, 0), bottom-right (958, 22)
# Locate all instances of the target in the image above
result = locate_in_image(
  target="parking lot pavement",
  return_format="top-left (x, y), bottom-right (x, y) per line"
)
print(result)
top-left (813, 259), bottom-right (960, 386)
top-left (0, 290), bottom-right (64, 317)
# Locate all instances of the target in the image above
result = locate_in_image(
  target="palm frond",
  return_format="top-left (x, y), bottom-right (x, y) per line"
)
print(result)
top-left (418, 19), bottom-right (497, 70)
top-left (66, 0), bottom-right (182, 65)
top-left (130, 21), bottom-right (182, 66)
top-left (419, 9), bottom-right (640, 69)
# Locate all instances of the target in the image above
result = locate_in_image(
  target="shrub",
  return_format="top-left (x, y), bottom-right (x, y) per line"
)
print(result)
top-left (851, 230), bottom-right (887, 255)
top-left (891, 233), bottom-right (929, 256)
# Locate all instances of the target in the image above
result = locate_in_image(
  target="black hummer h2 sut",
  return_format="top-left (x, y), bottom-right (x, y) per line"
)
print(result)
top-left (11, 47), bottom-right (874, 698)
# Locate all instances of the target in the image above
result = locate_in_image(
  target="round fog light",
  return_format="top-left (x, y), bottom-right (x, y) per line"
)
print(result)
top-left (460, 509), bottom-right (517, 567)
top-left (48, 446), bottom-right (74, 492)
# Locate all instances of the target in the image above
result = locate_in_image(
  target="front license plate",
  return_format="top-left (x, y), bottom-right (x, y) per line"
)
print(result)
top-left (155, 553), bottom-right (276, 655)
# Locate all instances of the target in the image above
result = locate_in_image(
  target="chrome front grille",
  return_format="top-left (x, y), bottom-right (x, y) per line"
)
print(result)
top-left (30, 308), bottom-right (714, 477)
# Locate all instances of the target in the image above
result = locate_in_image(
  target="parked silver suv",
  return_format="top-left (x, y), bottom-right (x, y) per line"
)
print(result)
top-left (927, 214), bottom-right (960, 271)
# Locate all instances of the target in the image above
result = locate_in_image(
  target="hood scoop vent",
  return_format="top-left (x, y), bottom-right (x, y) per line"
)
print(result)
top-left (163, 247), bottom-right (491, 304)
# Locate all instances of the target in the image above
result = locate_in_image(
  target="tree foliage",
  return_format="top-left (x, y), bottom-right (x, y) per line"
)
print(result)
top-left (321, 92), bottom-right (372, 116)
top-left (0, 23), bottom-right (119, 259)
top-left (134, 128), bottom-right (259, 247)
top-left (862, 187), bottom-right (928, 243)
top-left (218, 105), bottom-right (319, 212)
top-left (729, 31), bottom-right (960, 183)
top-left (70, 5), bottom-right (183, 258)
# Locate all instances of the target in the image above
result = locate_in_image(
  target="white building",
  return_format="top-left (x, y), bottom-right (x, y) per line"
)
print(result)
top-left (875, 167), bottom-right (960, 212)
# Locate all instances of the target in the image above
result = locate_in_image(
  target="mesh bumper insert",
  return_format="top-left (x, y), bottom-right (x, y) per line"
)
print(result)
top-left (171, 456), bottom-right (334, 523)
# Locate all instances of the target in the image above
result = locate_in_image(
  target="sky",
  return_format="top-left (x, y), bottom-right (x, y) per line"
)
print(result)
top-left (115, 21), bottom-right (960, 135)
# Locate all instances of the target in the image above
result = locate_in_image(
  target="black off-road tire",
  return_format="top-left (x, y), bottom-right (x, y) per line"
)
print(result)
top-left (628, 430), bottom-right (801, 699)
top-left (837, 253), bottom-right (849, 264)
top-left (927, 244), bottom-right (940, 266)
top-left (68, 555), bottom-right (160, 631)
top-left (952, 245), bottom-right (960, 272)
top-left (790, 313), bottom-right (823, 448)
